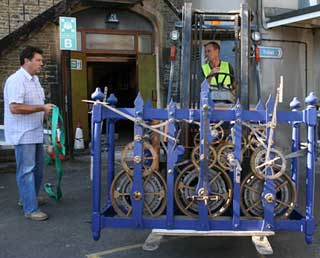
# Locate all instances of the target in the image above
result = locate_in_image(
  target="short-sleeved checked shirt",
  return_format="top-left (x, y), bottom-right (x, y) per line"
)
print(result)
top-left (4, 67), bottom-right (45, 145)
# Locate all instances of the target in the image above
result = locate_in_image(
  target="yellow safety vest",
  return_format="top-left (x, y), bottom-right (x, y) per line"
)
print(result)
top-left (202, 61), bottom-right (231, 88)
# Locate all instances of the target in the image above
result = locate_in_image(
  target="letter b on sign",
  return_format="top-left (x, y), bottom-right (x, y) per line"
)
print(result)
top-left (64, 39), bottom-right (73, 48)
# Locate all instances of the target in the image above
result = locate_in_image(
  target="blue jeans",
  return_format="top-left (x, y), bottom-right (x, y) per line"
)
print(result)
top-left (14, 143), bottom-right (44, 214)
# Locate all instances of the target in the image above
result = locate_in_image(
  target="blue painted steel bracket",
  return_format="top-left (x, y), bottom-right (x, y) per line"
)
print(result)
top-left (131, 93), bottom-right (145, 228)
top-left (90, 85), bottom-right (318, 245)
top-left (91, 103), bottom-right (103, 241)
top-left (166, 100), bottom-right (185, 228)
top-left (290, 97), bottom-right (301, 209)
top-left (232, 100), bottom-right (242, 229)
top-left (101, 107), bottom-right (303, 124)
top-left (197, 81), bottom-right (211, 230)
top-left (105, 94), bottom-right (118, 209)
top-left (304, 92), bottom-right (318, 244)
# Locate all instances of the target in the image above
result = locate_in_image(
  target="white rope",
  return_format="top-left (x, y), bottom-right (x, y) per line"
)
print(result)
top-left (151, 121), bottom-right (168, 128)
top-left (83, 100), bottom-right (177, 142)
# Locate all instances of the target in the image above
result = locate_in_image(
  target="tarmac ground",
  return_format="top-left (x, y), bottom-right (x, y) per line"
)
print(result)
top-left (0, 154), bottom-right (320, 258)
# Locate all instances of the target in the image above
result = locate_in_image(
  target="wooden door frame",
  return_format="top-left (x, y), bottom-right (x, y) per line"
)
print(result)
top-left (61, 28), bottom-right (154, 154)
top-left (61, 51), bottom-right (73, 156)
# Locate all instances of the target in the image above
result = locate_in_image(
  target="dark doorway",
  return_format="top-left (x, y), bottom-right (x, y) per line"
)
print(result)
top-left (87, 60), bottom-right (137, 144)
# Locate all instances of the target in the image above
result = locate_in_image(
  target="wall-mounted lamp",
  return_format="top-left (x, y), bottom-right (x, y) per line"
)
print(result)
top-left (170, 30), bottom-right (180, 41)
top-left (251, 31), bottom-right (261, 42)
top-left (106, 12), bottom-right (119, 23)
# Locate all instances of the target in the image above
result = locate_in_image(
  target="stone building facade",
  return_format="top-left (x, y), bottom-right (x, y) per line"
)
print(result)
top-left (0, 0), bottom-right (184, 126)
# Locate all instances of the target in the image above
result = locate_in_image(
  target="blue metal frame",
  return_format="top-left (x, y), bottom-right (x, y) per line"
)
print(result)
top-left (90, 82), bottom-right (318, 244)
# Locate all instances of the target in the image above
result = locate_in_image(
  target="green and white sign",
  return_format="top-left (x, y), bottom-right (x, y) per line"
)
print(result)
top-left (71, 59), bottom-right (82, 70)
top-left (59, 17), bottom-right (77, 51)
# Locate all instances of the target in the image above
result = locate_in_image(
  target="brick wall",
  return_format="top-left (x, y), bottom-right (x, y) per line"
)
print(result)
top-left (0, 23), bottom-right (60, 124)
top-left (0, 0), bottom-right (61, 40)
top-left (0, 1), bottom-right (10, 38)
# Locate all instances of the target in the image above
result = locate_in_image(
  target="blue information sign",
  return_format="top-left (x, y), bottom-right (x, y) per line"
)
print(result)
top-left (258, 46), bottom-right (283, 59)
top-left (59, 17), bottom-right (77, 51)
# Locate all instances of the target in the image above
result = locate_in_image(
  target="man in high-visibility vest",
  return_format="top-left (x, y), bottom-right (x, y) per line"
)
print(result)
top-left (202, 41), bottom-right (236, 103)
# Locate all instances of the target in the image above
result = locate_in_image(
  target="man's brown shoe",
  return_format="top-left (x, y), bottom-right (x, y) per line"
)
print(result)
top-left (25, 211), bottom-right (48, 221)
top-left (18, 196), bottom-right (47, 208)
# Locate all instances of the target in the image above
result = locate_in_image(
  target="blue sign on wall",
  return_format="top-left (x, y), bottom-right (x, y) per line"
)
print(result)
top-left (258, 46), bottom-right (283, 59)
top-left (59, 17), bottom-right (77, 51)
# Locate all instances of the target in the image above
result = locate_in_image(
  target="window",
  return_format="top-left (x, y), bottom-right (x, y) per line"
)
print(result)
top-left (263, 0), bottom-right (320, 28)
top-left (76, 31), bottom-right (82, 51)
top-left (86, 33), bottom-right (135, 50)
top-left (138, 34), bottom-right (152, 54)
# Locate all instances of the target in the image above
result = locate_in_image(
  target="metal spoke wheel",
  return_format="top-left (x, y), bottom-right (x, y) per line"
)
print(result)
top-left (110, 170), bottom-right (167, 217)
top-left (193, 123), bottom-right (225, 146)
top-left (174, 164), bottom-right (232, 218)
top-left (250, 147), bottom-right (286, 180)
top-left (240, 173), bottom-right (296, 218)
top-left (248, 127), bottom-right (266, 151)
top-left (216, 143), bottom-right (243, 171)
top-left (209, 123), bottom-right (225, 145)
top-left (225, 134), bottom-right (248, 151)
top-left (191, 145), bottom-right (217, 169)
top-left (121, 141), bottom-right (158, 176)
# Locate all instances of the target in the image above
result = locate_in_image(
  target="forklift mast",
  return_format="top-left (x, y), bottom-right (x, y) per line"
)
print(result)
top-left (179, 2), bottom-right (250, 109)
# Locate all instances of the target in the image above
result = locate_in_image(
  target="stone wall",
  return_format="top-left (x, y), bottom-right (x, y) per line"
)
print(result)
top-left (0, 0), bottom-right (61, 40)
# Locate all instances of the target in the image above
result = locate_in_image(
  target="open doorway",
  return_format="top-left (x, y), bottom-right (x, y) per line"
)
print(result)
top-left (87, 60), bottom-right (137, 144)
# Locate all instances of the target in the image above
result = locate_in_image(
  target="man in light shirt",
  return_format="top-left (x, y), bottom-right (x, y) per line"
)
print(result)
top-left (4, 46), bottom-right (55, 221)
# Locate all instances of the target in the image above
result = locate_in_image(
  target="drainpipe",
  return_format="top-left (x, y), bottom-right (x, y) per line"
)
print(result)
top-left (163, 0), bottom-right (182, 19)
top-left (257, 0), bottom-right (269, 31)
top-left (155, 45), bottom-right (161, 108)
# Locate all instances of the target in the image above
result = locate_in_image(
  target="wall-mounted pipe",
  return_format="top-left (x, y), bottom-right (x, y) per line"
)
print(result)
top-left (163, 0), bottom-right (182, 19)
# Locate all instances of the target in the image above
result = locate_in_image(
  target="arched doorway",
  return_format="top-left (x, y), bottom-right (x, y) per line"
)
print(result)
top-left (64, 8), bottom-right (156, 146)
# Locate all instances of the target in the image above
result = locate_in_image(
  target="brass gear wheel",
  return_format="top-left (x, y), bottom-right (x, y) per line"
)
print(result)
top-left (174, 164), bottom-right (232, 218)
top-left (121, 141), bottom-right (158, 176)
top-left (191, 145), bottom-right (217, 169)
top-left (240, 173), bottom-right (296, 218)
top-left (193, 123), bottom-right (225, 146)
top-left (250, 147), bottom-right (286, 180)
top-left (216, 143), bottom-right (243, 171)
top-left (248, 127), bottom-right (266, 151)
top-left (110, 169), bottom-right (167, 217)
top-left (225, 134), bottom-right (248, 151)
